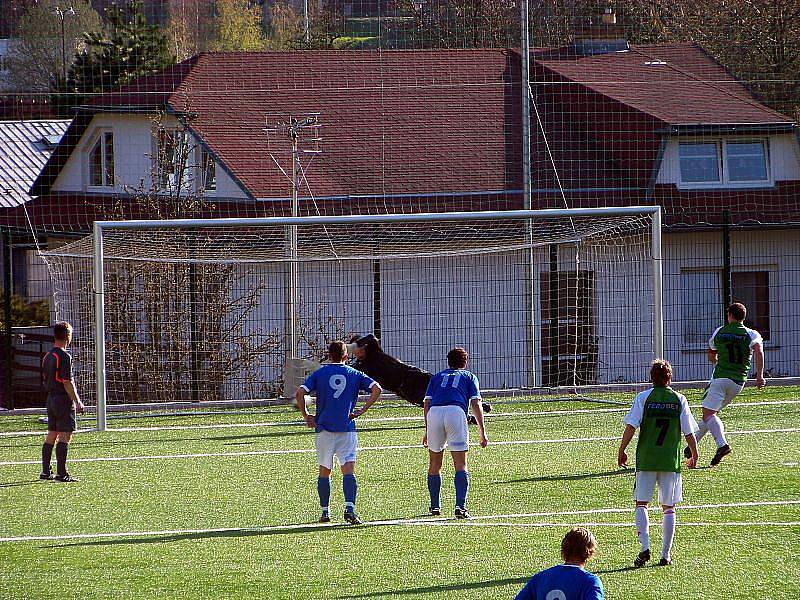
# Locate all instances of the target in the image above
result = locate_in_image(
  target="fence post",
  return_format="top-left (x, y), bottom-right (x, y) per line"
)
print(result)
top-left (3, 228), bottom-right (13, 410)
top-left (548, 244), bottom-right (559, 387)
top-left (722, 210), bottom-right (732, 315)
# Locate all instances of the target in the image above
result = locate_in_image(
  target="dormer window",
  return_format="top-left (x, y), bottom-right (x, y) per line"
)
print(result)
top-left (88, 131), bottom-right (114, 188)
top-left (678, 139), bottom-right (770, 188)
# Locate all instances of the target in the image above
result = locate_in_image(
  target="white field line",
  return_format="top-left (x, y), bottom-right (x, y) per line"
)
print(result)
top-left (407, 521), bottom-right (800, 528)
top-left (1, 428), bottom-right (799, 467)
top-left (1, 500), bottom-right (798, 544)
top-left (2, 398), bottom-right (799, 438)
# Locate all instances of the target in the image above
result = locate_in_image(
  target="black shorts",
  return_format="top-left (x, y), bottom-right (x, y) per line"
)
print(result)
top-left (46, 395), bottom-right (76, 432)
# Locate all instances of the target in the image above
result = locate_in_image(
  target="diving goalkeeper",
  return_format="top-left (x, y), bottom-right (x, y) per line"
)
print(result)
top-left (347, 334), bottom-right (492, 419)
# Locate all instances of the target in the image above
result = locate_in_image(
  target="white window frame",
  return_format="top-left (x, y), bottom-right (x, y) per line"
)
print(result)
top-left (680, 266), bottom-right (777, 350)
top-left (678, 138), bottom-right (771, 189)
top-left (85, 129), bottom-right (115, 190)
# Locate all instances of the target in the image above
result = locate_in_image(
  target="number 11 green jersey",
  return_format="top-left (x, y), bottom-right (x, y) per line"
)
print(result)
top-left (709, 322), bottom-right (762, 384)
top-left (624, 386), bottom-right (698, 473)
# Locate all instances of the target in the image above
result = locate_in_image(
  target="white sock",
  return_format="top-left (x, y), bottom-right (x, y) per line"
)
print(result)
top-left (661, 509), bottom-right (676, 560)
top-left (706, 415), bottom-right (728, 448)
top-left (635, 506), bottom-right (650, 552)
top-left (696, 419), bottom-right (709, 442)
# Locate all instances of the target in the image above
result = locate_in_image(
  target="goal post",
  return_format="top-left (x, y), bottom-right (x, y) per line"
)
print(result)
top-left (54, 206), bottom-right (662, 431)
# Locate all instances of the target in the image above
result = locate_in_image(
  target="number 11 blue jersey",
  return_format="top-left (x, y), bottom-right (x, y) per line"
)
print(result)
top-left (424, 368), bottom-right (481, 414)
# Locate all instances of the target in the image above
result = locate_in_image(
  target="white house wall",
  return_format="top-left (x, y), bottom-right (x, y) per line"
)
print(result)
top-left (51, 113), bottom-right (248, 199)
top-left (662, 229), bottom-right (800, 381)
top-left (380, 251), bottom-right (529, 390)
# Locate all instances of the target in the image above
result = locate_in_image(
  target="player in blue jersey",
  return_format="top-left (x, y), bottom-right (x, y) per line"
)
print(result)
top-left (40, 322), bottom-right (85, 482)
top-left (423, 347), bottom-right (488, 519)
top-left (295, 341), bottom-right (382, 525)
top-left (515, 527), bottom-right (604, 600)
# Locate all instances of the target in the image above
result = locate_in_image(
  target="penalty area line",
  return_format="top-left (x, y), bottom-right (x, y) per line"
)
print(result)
top-left (2, 500), bottom-right (799, 543)
top-left (1, 428), bottom-right (799, 467)
top-left (2, 398), bottom-right (799, 438)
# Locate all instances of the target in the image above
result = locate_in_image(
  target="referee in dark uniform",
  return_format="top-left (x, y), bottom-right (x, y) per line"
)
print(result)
top-left (40, 322), bottom-right (84, 482)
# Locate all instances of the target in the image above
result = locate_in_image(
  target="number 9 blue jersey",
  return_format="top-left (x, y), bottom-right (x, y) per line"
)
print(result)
top-left (424, 368), bottom-right (481, 415)
top-left (301, 364), bottom-right (377, 432)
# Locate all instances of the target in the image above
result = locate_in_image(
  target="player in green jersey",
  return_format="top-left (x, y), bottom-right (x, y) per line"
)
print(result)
top-left (691, 303), bottom-right (765, 466)
top-left (618, 359), bottom-right (698, 567)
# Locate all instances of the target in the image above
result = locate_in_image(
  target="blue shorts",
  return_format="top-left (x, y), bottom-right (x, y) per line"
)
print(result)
top-left (46, 395), bottom-right (76, 432)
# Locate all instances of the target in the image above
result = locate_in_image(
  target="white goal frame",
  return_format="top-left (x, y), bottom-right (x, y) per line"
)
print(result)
top-left (91, 206), bottom-right (663, 431)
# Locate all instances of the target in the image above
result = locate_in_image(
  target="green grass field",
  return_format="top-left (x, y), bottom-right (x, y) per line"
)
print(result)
top-left (1, 386), bottom-right (799, 599)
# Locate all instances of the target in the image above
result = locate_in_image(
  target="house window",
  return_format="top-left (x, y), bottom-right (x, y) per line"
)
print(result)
top-left (156, 129), bottom-right (188, 189)
top-left (88, 131), bottom-right (114, 188)
top-left (681, 269), bottom-right (772, 345)
top-left (732, 271), bottom-right (771, 340)
top-left (680, 270), bottom-right (722, 345)
top-left (679, 142), bottom-right (720, 184)
top-left (678, 139), bottom-right (769, 187)
top-left (726, 141), bottom-right (768, 182)
top-left (197, 146), bottom-right (216, 192)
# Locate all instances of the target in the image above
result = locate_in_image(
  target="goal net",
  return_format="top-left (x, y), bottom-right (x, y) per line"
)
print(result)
top-left (41, 207), bottom-right (661, 430)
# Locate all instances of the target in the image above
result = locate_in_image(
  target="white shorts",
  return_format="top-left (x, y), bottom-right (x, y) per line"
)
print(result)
top-left (316, 430), bottom-right (357, 470)
top-left (634, 471), bottom-right (683, 506)
top-left (426, 405), bottom-right (469, 452)
top-left (702, 378), bottom-right (745, 412)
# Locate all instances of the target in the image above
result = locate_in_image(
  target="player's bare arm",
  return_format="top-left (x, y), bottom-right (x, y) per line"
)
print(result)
top-left (295, 387), bottom-right (316, 428)
top-left (422, 398), bottom-right (431, 447)
top-left (684, 433), bottom-right (698, 469)
top-left (753, 343), bottom-right (766, 388)
top-left (707, 349), bottom-right (718, 364)
top-left (350, 384), bottom-right (382, 420)
top-left (618, 424), bottom-right (636, 468)
top-left (469, 398), bottom-right (488, 447)
top-left (63, 380), bottom-right (85, 413)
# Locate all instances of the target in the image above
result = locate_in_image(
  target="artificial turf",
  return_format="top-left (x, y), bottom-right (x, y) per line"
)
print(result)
top-left (1, 385), bottom-right (798, 599)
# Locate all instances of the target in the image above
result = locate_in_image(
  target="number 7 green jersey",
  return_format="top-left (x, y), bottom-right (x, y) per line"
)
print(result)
top-left (709, 322), bottom-right (762, 384)
top-left (624, 386), bottom-right (698, 473)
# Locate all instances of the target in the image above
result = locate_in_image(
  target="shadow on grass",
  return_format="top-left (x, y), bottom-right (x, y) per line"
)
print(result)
top-left (594, 565), bottom-right (642, 574)
top-left (46, 522), bottom-right (352, 548)
top-left (499, 468), bottom-right (633, 484)
top-left (336, 576), bottom-right (531, 598)
top-left (0, 480), bottom-right (42, 488)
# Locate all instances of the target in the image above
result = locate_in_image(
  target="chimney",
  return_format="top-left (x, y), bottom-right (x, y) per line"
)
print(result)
top-left (573, 2), bottom-right (629, 56)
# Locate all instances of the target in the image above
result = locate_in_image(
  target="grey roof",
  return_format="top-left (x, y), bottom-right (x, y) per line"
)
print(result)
top-left (0, 119), bottom-right (71, 209)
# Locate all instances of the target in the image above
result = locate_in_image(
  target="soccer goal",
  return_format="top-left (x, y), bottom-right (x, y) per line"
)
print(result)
top-left (42, 206), bottom-right (662, 431)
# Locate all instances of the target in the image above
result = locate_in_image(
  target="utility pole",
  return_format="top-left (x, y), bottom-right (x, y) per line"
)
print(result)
top-left (53, 5), bottom-right (75, 83)
top-left (265, 114), bottom-right (322, 397)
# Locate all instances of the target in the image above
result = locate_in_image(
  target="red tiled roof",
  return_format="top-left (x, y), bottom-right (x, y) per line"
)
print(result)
top-left (533, 43), bottom-right (793, 127)
top-left (21, 45), bottom-right (799, 231)
top-left (176, 50), bottom-right (522, 200)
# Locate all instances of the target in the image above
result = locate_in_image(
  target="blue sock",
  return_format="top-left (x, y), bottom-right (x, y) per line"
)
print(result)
top-left (427, 474), bottom-right (442, 509)
top-left (317, 477), bottom-right (331, 512)
top-left (454, 470), bottom-right (469, 509)
top-left (343, 473), bottom-right (357, 511)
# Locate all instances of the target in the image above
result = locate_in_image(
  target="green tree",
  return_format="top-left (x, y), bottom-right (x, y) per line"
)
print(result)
top-left (212, 0), bottom-right (266, 51)
top-left (52, 0), bottom-right (175, 116)
top-left (4, 0), bottom-right (103, 92)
